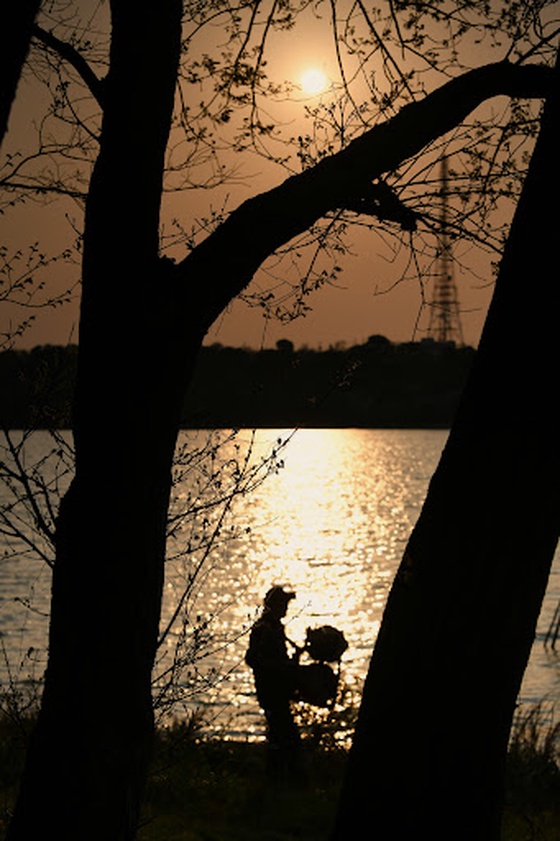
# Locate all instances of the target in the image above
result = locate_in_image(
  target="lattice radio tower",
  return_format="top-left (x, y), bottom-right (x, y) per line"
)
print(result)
top-left (427, 156), bottom-right (464, 345)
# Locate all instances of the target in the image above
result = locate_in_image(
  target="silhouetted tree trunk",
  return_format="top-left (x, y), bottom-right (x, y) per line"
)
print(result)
top-left (5, 3), bottom-right (554, 837)
top-left (0, 0), bottom-right (42, 144)
top-left (331, 54), bottom-right (560, 841)
top-left (6, 3), bottom-right (185, 838)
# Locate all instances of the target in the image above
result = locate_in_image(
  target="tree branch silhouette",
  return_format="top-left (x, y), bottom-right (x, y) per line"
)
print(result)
top-left (31, 24), bottom-right (106, 107)
top-left (179, 60), bottom-right (552, 332)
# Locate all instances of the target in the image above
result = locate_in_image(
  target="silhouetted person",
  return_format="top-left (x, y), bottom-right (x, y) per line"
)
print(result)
top-left (246, 585), bottom-right (304, 783)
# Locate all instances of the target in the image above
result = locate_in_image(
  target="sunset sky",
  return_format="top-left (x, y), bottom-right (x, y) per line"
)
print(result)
top-left (0, 3), bottom-right (518, 353)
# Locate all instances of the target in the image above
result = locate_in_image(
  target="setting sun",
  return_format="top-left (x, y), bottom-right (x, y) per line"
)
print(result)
top-left (300, 67), bottom-right (329, 95)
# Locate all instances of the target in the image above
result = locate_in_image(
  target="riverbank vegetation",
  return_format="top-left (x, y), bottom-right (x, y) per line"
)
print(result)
top-left (1, 698), bottom-right (558, 840)
top-left (0, 337), bottom-right (475, 430)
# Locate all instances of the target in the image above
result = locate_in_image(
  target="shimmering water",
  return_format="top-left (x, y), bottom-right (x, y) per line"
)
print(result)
top-left (1, 429), bottom-right (559, 739)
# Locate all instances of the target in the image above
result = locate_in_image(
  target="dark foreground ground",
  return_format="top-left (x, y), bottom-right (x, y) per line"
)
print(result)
top-left (139, 734), bottom-right (345, 841)
top-left (1, 711), bottom-right (559, 840)
top-left (137, 729), bottom-right (560, 841)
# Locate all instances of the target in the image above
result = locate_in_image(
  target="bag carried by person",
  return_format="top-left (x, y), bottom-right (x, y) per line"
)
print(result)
top-left (295, 662), bottom-right (339, 707)
top-left (293, 625), bottom-right (349, 707)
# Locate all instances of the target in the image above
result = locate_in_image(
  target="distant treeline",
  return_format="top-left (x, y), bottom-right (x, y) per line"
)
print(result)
top-left (0, 336), bottom-right (476, 429)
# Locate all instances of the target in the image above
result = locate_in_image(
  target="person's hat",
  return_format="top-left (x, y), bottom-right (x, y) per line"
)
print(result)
top-left (264, 585), bottom-right (295, 608)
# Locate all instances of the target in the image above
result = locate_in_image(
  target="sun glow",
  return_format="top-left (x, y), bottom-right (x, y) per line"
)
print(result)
top-left (300, 67), bottom-right (329, 95)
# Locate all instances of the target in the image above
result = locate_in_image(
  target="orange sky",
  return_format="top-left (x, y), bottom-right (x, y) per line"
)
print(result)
top-left (2, 181), bottom-right (493, 351)
top-left (203, 228), bottom-right (493, 350)
top-left (1, 5), bottom-right (505, 351)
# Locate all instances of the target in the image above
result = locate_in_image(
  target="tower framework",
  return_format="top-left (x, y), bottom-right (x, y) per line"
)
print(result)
top-left (427, 157), bottom-right (464, 345)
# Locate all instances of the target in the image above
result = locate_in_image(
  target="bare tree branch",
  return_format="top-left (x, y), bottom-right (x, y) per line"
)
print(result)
top-left (179, 60), bottom-right (552, 330)
top-left (31, 23), bottom-right (106, 107)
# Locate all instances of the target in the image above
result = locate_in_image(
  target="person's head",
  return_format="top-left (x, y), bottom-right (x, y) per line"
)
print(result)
top-left (263, 585), bottom-right (295, 619)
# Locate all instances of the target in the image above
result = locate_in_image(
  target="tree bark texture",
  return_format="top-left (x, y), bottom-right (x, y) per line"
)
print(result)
top-left (331, 55), bottom-right (560, 841)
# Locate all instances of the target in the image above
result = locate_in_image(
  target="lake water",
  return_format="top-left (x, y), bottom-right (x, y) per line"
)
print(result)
top-left (1, 428), bottom-right (559, 740)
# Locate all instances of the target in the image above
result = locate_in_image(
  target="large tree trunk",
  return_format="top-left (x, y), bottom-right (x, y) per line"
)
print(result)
top-left (6, 3), bottom-right (187, 839)
top-left (331, 58), bottom-right (560, 841)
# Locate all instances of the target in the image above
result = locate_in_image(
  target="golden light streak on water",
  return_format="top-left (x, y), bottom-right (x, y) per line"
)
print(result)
top-left (1, 429), bottom-right (559, 740)
top-left (159, 428), bottom-right (560, 739)
top-left (154, 427), bottom-right (448, 736)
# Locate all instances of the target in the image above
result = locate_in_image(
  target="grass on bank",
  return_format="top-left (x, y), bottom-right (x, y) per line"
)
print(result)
top-left (0, 698), bottom-right (559, 840)
top-left (139, 722), bottom-right (347, 841)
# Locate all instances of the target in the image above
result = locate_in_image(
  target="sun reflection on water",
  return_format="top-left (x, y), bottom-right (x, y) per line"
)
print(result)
top-left (243, 429), bottom-right (427, 651)
top-left (156, 428), bottom-right (450, 735)
top-left (1, 429), bottom-right (558, 742)
top-left (154, 427), bottom-right (560, 740)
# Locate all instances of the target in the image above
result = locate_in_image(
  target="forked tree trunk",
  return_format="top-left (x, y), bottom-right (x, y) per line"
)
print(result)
top-left (331, 57), bottom-right (560, 841)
